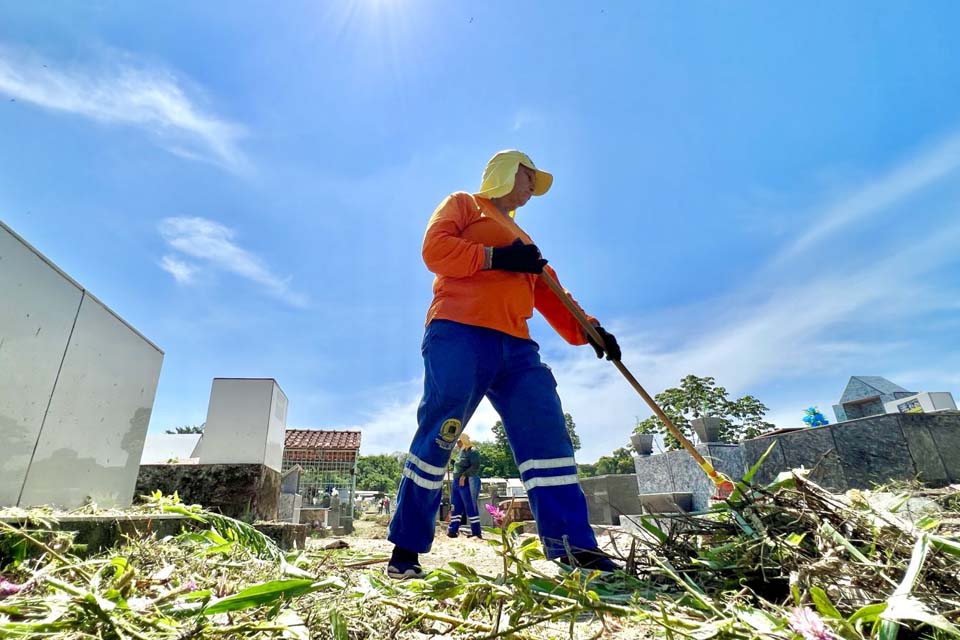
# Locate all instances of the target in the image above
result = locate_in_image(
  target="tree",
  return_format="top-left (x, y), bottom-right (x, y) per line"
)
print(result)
top-left (355, 454), bottom-right (404, 493)
top-left (474, 440), bottom-right (516, 478)
top-left (564, 413), bottom-right (581, 452)
top-left (633, 375), bottom-right (774, 450)
top-left (594, 447), bottom-right (635, 475)
top-left (165, 423), bottom-right (204, 434)
top-left (476, 423), bottom-right (519, 478)
top-left (577, 462), bottom-right (598, 478)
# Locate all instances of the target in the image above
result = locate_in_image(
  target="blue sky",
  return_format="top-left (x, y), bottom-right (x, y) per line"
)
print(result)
top-left (3, 2), bottom-right (960, 461)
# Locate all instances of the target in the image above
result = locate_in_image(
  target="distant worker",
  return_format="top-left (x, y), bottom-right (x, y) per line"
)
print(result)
top-left (387, 150), bottom-right (622, 579)
top-left (447, 433), bottom-right (482, 538)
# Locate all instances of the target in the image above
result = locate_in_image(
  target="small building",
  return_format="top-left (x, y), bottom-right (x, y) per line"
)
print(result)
top-left (832, 376), bottom-right (916, 423)
top-left (832, 376), bottom-right (956, 423)
top-left (282, 429), bottom-right (362, 520)
top-left (883, 392), bottom-right (957, 415)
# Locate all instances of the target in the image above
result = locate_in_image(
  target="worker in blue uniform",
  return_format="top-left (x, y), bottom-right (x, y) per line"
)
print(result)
top-left (386, 150), bottom-right (622, 580)
top-left (447, 433), bottom-right (482, 538)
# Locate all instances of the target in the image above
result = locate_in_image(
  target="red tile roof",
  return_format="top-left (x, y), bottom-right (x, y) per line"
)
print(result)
top-left (284, 429), bottom-right (362, 451)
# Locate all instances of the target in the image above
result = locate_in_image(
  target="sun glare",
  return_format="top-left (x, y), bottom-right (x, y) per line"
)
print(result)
top-left (319, 0), bottom-right (421, 81)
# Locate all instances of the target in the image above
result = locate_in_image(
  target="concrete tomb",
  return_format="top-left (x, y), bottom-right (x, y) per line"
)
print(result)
top-left (0, 220), bottom-right (163, 509)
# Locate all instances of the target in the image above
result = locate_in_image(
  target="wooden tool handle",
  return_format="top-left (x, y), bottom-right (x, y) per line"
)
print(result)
top-left (494, 212), bottom-right (718, 476)
top-left (538, 270), bottom-right (713, 471)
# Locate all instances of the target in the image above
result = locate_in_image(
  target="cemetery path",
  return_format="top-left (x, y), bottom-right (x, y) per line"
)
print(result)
top-left (329, 517), bottom-right (563, 578)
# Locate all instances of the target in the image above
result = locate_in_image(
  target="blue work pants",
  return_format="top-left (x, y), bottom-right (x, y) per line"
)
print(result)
top-left (387, 320), bottom-right (597, 558)
top-left (448, 476), bottom-right (481, 537)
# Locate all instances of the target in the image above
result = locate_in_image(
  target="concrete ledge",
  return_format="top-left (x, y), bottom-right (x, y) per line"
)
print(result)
top-left (580, 474), bottom-right (645, 525)
top-left (638, 492), bottom-right (693, 513)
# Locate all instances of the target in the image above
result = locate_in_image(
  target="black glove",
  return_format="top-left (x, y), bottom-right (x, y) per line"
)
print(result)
top-left (586, 326), bottom-right (621, 361)
top-left (491, 238), bottom-right (548, 274)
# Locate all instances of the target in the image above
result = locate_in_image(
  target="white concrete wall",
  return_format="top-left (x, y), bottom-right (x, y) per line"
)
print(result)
top-left (197, 378), bottom-right (287, 471)
top-left (0, 220), bottom-right (164, 508)
top-left (930, 392), bottom-right (958, 411)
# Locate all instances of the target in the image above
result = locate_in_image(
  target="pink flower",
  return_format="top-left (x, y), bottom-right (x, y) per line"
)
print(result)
top-left (788, 607), bottom-right (833, 640)
top-left (485, 504), bottom-right (505, 527)
top-left (183, 580), bottom-right (198, 591)
top-left (0, 579), bottom-right (22, 598)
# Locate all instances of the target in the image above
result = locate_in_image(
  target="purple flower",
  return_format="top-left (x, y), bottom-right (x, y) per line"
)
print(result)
top-left (0, 579), bottom-right (22, 598)
top-left (485, 504), bottom-right (505, 527)
top-left (788, 607), bottom-right (833, 640)
top-left (183, 580), bottom-right (198, 591)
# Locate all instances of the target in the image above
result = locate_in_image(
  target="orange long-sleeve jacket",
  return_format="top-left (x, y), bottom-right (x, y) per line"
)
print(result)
top-left (422, 192), bottom-right (593, 345)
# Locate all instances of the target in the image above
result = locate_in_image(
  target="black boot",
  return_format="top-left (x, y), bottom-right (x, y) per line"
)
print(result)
top-left (387, 546), bottom-right (425, 580)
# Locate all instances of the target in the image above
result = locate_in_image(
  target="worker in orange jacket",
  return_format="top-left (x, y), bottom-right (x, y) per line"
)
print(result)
top-left (387, 150), bottom-right (621, 579)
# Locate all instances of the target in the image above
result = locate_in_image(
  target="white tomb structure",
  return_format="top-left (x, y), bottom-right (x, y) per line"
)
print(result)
top-left (194, 378), bottom-right (288, 472)
top-left (883, 392), bottom-right (957, 415)
top-left (0, 220), bottom-right (164, 508)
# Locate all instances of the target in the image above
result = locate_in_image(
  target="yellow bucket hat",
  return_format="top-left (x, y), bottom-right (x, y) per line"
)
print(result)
top-left (458, 433), bottom-right (473, 448)
top-left (476, 150), bottom-right (553, 200)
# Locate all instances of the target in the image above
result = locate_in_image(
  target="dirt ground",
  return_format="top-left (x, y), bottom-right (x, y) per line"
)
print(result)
top-left (330, 516), bottom-right (563, 577)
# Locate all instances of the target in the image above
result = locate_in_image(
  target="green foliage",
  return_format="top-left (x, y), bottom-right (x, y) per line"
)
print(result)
top-left (164, 423), bottom-right (204, 434)
top-left (593, 447), bottom-right (635, 476)
top-left (563, 413), bottom-right (581, 451)
top-left (355, 454), bottom-right (405, 493)
top-left (633, 374), bottom-right (774, 450)
top-left (0, 477), bottom-right (957, 639)
top-left (474, 440), bottom-right (517, 479)
top-left (577, 462), bottom-right (598, 478)
top-left (202, 578), bottom-right (340, 615)
top-left (147, 490), bottom-right (283, 561)
top-left (487, 421), bottom-right (519, 478)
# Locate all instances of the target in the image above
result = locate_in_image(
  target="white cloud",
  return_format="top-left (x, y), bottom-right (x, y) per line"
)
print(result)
top-left (158, 255), bottom-right (197, 284)
top-left (0, 45), bottom-right (248, 173)
top-left (159, 216), bottom-right (308, 307)
top-left (778, 130), bottom-right (960, 262)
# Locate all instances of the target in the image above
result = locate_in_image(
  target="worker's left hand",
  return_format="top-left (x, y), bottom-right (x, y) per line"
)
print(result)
top-left (586, 326), bottom-right (621, 361)
top-left (458, 477), bottom-right (466, 487)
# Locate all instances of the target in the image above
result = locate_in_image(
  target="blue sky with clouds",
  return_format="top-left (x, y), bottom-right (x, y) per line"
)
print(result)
top-left (3, 2), bottom-right (960, 461)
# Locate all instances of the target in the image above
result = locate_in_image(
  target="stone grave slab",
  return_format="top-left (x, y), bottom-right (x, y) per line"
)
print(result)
top-left (741, 436), bottom-right (787, 486)
top-left (924, 416), bottom-right (960, 483)
top-left (777, 426), bottom-right (846, 491)
top-left (830, 417), bottom-right (915, 489)
top-left (897, 414), bottom-right (950, 486)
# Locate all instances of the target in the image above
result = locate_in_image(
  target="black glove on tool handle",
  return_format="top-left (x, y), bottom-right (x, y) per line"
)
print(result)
top-left (587, 326), bottom-right (621, 361)
top-left (491, 238), bottom-right (548, 274)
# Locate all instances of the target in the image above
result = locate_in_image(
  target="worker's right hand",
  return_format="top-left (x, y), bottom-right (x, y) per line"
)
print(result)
top-left (458, 477), bottom-right (466, 487)
top-left (586, 325), bottom-right (622, 361)
top-left (490, 239), bottom-right (548, 274)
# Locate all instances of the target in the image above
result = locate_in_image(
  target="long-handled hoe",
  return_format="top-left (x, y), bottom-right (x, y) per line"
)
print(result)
top-left (496, 213), bottom-right (736, 501)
